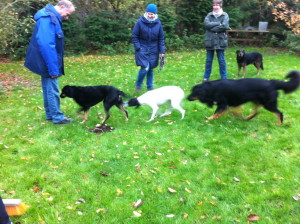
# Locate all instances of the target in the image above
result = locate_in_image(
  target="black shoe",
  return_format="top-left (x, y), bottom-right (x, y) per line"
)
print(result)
top-left (54, 118), bottom-right (74, 124)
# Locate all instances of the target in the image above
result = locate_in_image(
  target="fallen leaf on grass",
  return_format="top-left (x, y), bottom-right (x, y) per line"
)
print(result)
top-left (168, 187), bottom-right (177, 193)
top-left (212, 216), bottom-right (222, 220)
top-left (179, 197), bottom-right (185, 202)
top-left (247, 214), bottom-right (260, 221)
top-left (99, 171), bottom-right (110, 176)
top-left (155, 152), bottom-right (163, 156)
top-left (185, 187), bottom-right (192, 193)
top-left (233, 177), bottom-right (240, 182)
top-left (166, 214), bottom-right (175, 218)
top-left (183, 213), bottom-right (188, 219)
top-left (133, 211), bottom-right (141, 217)
top-left (78, 198), bottom-right (85, 203)
top-left (96, 208), bottom-right (107, 213)
top-left (292, 195), bottom-right (300, 201)
top-left (209, 201), bottom-right (216, 206)
top-left (46, 197), bottom-right (53, 201)
top-left (132, 199), bottom-right (143, 208)
top-left (32, 187), bottom-right (40, 193)
top-left (116, 189), bottom-right (123, 195)
top-left (197, 201), bottom-right (203, 206)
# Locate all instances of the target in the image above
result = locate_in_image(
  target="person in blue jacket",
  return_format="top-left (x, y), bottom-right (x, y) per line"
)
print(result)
top-left (24, 0), bottom-right (75, 124)
top-left (132, 3), bottom-right (166, 92)
top-left (203, 0), bottom-right (229, 81)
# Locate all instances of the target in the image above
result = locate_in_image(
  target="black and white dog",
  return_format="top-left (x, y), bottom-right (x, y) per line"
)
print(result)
top-left (125, 86), bottom-right (185, 122)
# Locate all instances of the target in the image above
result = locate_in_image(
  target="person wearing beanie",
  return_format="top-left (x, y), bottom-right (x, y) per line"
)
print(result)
top-left (132, 3), bottom-right (165, 92)
top-left (203, 0), bottom-right (230, 81)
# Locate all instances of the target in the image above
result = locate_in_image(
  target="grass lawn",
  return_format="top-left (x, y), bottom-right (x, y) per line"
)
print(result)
top-left (0, 47), bottom-right (299, 223)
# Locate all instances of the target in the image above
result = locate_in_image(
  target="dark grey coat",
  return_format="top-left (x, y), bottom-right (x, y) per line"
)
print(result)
top-left (204, 12), bottom-right (229, 50)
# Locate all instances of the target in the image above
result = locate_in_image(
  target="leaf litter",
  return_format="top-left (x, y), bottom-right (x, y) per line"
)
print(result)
top-left (89, 124), bottom-right (114, 134)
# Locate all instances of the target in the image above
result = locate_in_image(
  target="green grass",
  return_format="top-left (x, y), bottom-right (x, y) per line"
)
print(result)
top-left (0, 48), bottom-right (299, 224)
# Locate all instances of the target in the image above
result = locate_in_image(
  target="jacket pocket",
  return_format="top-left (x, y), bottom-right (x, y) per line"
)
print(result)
top-left (205, 39), bottom-right (213, 48)
top-left (219, 33), bottom-right (228, 48)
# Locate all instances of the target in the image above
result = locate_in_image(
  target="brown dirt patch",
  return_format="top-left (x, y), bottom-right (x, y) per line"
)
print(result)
top-left (89, 124), bottom-right (114, 134)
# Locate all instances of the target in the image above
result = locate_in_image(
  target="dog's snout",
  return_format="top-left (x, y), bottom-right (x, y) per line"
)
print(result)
top-left (187, 95), bottom-right (197, 101)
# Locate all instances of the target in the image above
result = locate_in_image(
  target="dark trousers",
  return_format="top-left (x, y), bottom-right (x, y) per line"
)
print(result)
top-left (0, 197), bottom-right (11, 224)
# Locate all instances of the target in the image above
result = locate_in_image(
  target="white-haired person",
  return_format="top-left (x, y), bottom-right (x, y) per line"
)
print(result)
top-left (24, 0), bottom-right (75, 124)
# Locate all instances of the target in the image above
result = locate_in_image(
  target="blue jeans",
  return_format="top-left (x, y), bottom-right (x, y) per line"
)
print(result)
top-left (204, 50), bottom-right (227, 80)
top-left (41, 77), bottom-right (65, 123)
top-left (136, 65), bottom-right (154, 90)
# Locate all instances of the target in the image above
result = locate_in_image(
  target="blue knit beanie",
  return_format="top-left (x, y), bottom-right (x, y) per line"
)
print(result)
top-left (146, 4), bottom-right (157, 14)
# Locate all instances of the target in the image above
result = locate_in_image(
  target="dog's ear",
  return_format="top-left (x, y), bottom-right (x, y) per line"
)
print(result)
top-left (127, 98), bottom-right (140, 107)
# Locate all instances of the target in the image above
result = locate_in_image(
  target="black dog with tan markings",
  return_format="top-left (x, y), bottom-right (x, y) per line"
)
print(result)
top-left (60, 85), bottom-right (128, 126)
top-left (187, 71), bottom-right (300, 125)
top-left (236, 49), bottom-right (264, 78)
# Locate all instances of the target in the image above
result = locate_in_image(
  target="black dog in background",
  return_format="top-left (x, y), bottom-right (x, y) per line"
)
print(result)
top-left (187, 70), bottom-right (300, 125)
top-left (60, 85), bottom-right (128, 126)
top-left (236, 49), bottom-right (264, 78)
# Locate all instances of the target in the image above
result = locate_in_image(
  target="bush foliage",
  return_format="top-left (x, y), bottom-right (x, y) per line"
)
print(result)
top-left (0, 0), bottom-right (299, 59)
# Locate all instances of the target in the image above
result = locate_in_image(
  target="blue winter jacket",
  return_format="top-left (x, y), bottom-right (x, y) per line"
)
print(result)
top-left (24, 4), bottom-right (65, 77)
top-left (132, 16), bottom-right (165, 69)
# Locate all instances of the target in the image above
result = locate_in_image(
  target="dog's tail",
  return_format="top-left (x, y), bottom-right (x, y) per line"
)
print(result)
top-left (271, 70), bottom-right (300, 94)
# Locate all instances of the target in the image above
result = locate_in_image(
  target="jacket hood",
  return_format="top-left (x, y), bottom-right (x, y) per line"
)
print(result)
top-left (141, 15), bottom-right (159, 24)
top-left (34, 4), bottom-right (62, 22)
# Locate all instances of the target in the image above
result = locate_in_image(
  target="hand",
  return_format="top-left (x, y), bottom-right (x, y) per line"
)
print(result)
top-left (160, 53), bottom-right (165, 57)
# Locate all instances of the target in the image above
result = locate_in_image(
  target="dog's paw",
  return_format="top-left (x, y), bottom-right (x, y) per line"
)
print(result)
top-left (95, 123), bottom-right (103, 128)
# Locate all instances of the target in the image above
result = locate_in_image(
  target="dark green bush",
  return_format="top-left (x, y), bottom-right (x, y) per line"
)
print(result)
top-left (83, 11), bottom-right (134, 51)
top-left (282, 32), bottom-right (300, 53)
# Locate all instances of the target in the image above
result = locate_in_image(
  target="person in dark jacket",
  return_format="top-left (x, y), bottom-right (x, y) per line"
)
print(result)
top-left (132, 3), bottom-right (166, 92)
top-left (24, 0), bottom-right (75, 124)
top-left (203, 0), bottom-right (229, 81)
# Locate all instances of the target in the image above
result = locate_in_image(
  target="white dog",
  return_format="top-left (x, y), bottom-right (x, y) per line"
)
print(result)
top-left (125, 86), bottom-right (185, 122)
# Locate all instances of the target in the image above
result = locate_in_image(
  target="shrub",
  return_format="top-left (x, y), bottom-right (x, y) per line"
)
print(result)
top-left (282, 31), bottom-right (300, 53)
